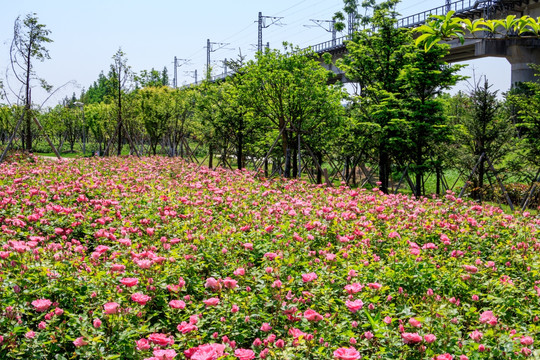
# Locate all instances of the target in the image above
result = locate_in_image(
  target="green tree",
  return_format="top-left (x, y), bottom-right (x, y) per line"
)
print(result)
top-left (240, 45), bottom-right (344, 178)
top-left (82, 72), bottom-right (114, 104)
top-left (9, 13), bottom-right (53, 151)
top-left (335, 0), bottom-right (411, 193)
top-left (455, 78), bottom-right (515, 200)
top-left (138, 86), bottom-right (173, 155)
top-left (399, 43), bottom-right (464, 196)
top-left (108, 48), bottom-right (132, 156)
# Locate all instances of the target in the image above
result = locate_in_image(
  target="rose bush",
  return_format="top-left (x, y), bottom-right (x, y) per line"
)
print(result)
top-left (0, 155), bottom-right (539, 359)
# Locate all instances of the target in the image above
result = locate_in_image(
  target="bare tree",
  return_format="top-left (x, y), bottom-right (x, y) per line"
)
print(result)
top-left (9, 13), bottom-right (53, 151)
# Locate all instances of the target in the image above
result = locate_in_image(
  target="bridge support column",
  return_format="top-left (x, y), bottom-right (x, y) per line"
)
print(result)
top-left (506, 40), bottom-right (540, 85)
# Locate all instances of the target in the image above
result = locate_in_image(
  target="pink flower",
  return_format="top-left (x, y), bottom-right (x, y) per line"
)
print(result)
top-left (93, 318), bottom-right (102, 328)
top-left (73, 337), bottom-right (88, 347)
top-left (203, 297), bottom-right (220, 307)
top-left (459, 356), bottom-right (469, 360)
top-left (169, 300), bottom-right (186, 309)
top-left (54, 307), bottom-right (64, 316)
top-left (275, 339), bottom-right (285, 348)
top-left (177, 321), bottom-right (198, 334)
top-left (223, 277), bottom-right (238, 289)
top-left (261, 322), bottom-right (272, 332)
top-left (409, 318), bottom-right (422, 328)
top-left (469, 330), bottom-right (483, 342)
top-left (383, 316), bottom-right (392, 324)
top-left (231, 304), bottom-right (239, 313)
top-left (136, 338), bottom-right (151, 350)
top-left (204, 277), bottom-right (221, 291)
top-left (25, 331), bottom-right (36, 339)
top-left (31, 299), bottom-right (52, 312)
top-left (402, 332), bottom-right (423, 344)
top-left (424, 334), bottom-right (436, 343)
top-left (344, 283), bottom-right (364, 294)
top-left (188, 343), bottom-right (226, 360)
top-left (234, 348), bottom-right (255, 360)
top-left (364, 331), bottom-right (374, 340)
top-left (367, 283), bottom-right (382, 290)
top-left (148, 333), bottom-right (174, 346)
top-left (333, 347), bottom-right (361, 360)
top-left (463, 265), bottom-right (478, 273)
top-left (131, 292), bottom-right (151, 305)
top-left (120, 277), bottom-right (139, 287)
top-left (233, 268), bottom-right (245, 276)
top-left (345, 299), bottom-right (364, 313)
top-left (153, 349), bottom-right (177, 360)
top-left (520, 336), bottom-right (534, 345)
top-left (38, 321), bottom-right (47, 330)
top-left (479, 311), bottom-right (497, 325)
top-left (435, 354), bottom-right (453, 360)
top-left (304, 309), bottom-right (324, 321)
top-left (302, 272), bottom-right (318, 282)
top-left (103, 302), bottom-right (120, 314)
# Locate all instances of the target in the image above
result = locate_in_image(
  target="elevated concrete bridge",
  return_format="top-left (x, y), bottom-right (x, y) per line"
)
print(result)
top-left (313, 0), bottom-right (540, 85)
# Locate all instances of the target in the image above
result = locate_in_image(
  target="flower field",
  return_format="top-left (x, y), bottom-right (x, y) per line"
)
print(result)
top-left (0, 155), bottom-right (539, 360)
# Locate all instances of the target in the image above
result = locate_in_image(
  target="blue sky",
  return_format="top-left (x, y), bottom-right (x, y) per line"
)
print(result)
top-left (0, 0), bottom-right (510, 106)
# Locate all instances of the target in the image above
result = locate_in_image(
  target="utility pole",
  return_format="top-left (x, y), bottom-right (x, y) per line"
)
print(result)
top-left (256, 12), bottom-right (284, 53)
top-left (173, 56), bottom-right (189, 88)
top-left (305, 19), bottom-right (337, 47)
top-left (205, 39), bottom-right (231, 79)
top-left (446, 0), bottom-right (451, 13)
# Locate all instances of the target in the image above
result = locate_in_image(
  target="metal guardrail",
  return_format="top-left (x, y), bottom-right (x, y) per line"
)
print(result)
top-left (397, 0), bottom-right (497, 28)
top-left (308, 0), bottom-right (504, 54)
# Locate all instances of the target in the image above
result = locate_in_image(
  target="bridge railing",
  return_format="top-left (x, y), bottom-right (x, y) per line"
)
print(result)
top-left (397, 0), bottom-right (498, 28)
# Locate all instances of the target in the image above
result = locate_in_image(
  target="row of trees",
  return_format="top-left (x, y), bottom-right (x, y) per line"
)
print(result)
top-left (3, 2), bottom-right (540, 203)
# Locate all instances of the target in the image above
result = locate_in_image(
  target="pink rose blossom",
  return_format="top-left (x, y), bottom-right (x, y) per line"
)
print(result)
top-left (469, 330), bottom-right (483, 342)
top-left (304, 309), bottom-right (324, 321)
top-left (302, 272), bottom-right (318, 282)
top-left (153, 349), bottom-right (177, 360)
top-left (333, 347), bottom-right (361, 360)
top-left (148, 333), bottom-right (174, 346)
top-left (424, 334), bottom-right (436, 343)
top-left (93, 318), bottom-right (102, 328)
top-left (120, 277), bottom-right (139, 287)
top-left (103, 302), bottom-right (120, 314)
top-left (261, 322), bottom-right (272, 332)
top-left (136, 338), bottom-right (151, 350)
top-left (234, 348), bottom-right (255, 360)
top-left (520, 336), bottom-right (534, 345)
top-left (345, 299), bottom-right (364, 313)
top-left (435, 354), bottom-right (453, 360)
top-left (73, 337), bottom-right (88, 347)
top-left (131, 292), bottom-right (151, 305)
top-left (203, 297), bottom-right (220, 307)
top-left (31, 299), bottom-right (52, 312)
top-left (177, 321), bottom-right (198, 334)
top-left (169, 300), bottom-right (186, 309)
top-left (402, 332), bottom-right (423, 344)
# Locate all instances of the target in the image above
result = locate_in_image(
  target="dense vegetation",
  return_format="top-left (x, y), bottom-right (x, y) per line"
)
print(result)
top-left (3, 2), bottom-right (540, 205)
top-left (0, 155), bottom-right (538, 359)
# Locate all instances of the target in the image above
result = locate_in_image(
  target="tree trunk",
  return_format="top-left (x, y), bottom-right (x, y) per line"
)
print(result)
top-left (284, 148), bottom-right (292, 178)
top-left (208, 145), bottom-right (213, 168)
top-left (379, 147), bottom-right (390, 193)
top-left (292, 146), bottom-right (298, 178)
top-left (237, 132), bottom-right (243, 170)
top-left (316, 152), bottom-right (323, 184)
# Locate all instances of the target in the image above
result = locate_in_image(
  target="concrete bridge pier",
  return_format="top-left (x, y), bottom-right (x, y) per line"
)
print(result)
top-left (481, 38), bottom-right (540, 85)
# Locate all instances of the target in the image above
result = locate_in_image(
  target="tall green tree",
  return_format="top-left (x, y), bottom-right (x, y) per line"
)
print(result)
top-left (399, 43), bottom-right (464, 196)
top-left (455, 78), bottom-right (515, 200)
top-left (9, 13), bottom-right (53, 151)
top-left (334, 0), bottom-right (410, 193)
top-left (241, 45), bottom-right (344, 178)
top-left (108, 48), bottom-right (132, 156)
